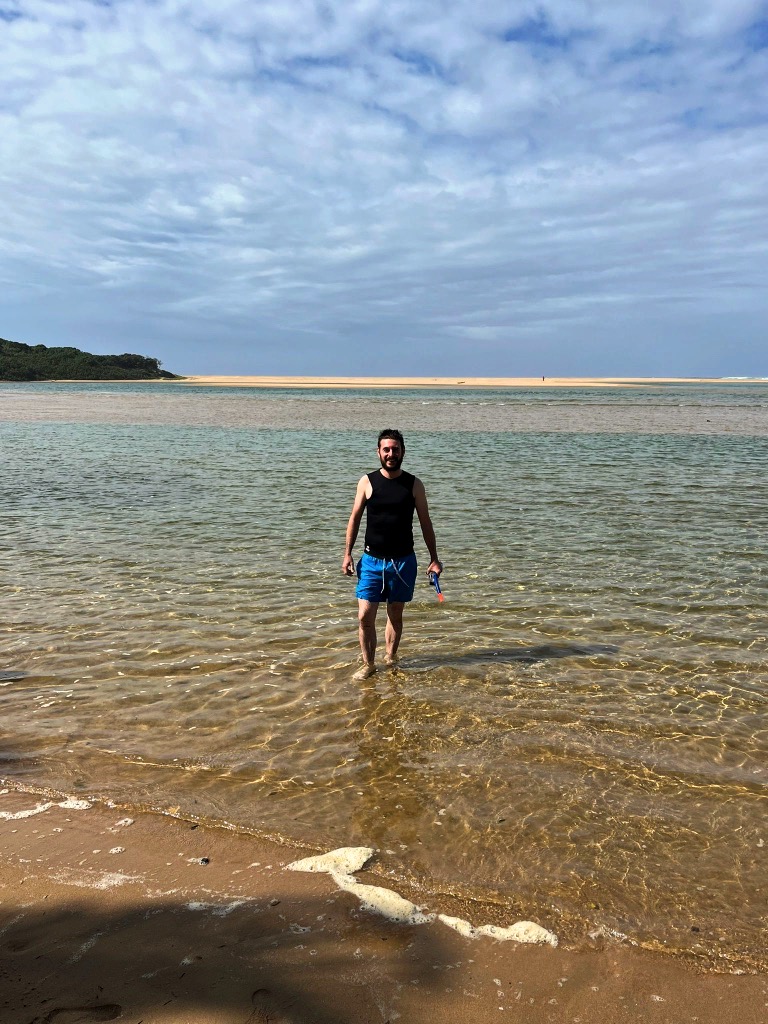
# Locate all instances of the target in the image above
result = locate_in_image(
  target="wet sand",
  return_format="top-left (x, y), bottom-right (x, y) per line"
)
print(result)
top-left (5, 383), bottom-right (767, 434)
top-left (1, 789), bottom-right (765, 1024)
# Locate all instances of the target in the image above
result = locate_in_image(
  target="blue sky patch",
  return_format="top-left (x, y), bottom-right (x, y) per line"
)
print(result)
top-left (392, 48), bottom-right (448, 79)
top-left (289, 54), bottom-right (348, 71)
top-left (610, 39), bottom-right (676, 63)
top-left (502, 14), bottom-right (575, 50)
top-left (679, 106), bottom-right (706, 130)
top-left (745, 17), bottom-right (768, 51)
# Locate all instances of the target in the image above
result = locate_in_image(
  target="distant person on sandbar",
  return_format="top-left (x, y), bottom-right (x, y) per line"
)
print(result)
top-left (342, 429), bottom-right (442, 680)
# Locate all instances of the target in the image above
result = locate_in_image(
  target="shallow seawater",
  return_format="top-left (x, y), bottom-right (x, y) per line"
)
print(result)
top-left (1, 383), bottom-right (767, 971)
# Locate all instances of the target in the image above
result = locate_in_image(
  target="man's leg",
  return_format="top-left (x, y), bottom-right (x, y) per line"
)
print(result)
top-left (354, 599), bottom-right (379, 679)
top-left (385, 602), bottom-right (405, 664)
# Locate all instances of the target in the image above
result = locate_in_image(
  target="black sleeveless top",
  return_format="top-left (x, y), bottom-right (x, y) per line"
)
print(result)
top-left (363, 470), bottom-right (416, 559)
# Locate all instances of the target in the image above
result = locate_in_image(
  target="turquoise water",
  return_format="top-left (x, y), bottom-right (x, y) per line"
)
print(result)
top-left (1, 383), bottom-right (766, 971)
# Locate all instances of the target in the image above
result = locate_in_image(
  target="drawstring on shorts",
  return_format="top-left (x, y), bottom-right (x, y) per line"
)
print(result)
top-left (381, 558), bottom-right (409, 596)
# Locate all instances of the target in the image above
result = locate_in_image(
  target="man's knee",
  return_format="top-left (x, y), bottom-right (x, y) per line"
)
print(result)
top-left (386, 602), bottom-right (405, 625)
top-left (358, 602), bottom-right (378, 627)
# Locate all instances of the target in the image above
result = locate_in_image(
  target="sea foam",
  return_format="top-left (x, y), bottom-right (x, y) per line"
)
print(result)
top-left (287, 847), bottom-right (557, 945)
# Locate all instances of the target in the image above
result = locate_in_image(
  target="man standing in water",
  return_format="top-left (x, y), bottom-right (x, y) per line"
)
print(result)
top-left (342, 429), bottom-right (442, 679)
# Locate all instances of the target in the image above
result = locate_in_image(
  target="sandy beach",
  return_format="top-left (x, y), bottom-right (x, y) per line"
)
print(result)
top-left (1, 788), bottom-right (766, 1024)
top-left (172, 375), bottom-right (744, 388)
top-left (37, 376), bottom-right (763, 389)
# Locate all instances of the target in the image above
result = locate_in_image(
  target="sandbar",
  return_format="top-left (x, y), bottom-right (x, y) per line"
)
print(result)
top-left (174, 375), bottom-right (747, 388)
top-left (1, 788), bottom-right (765, 1024)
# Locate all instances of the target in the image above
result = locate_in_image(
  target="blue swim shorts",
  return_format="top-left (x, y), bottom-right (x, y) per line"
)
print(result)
top-left (356, 552), bottom-right (418, 604)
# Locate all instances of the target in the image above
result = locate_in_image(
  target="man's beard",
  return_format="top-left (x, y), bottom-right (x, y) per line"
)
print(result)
top-left (379, 453), bottom-right (403, 471)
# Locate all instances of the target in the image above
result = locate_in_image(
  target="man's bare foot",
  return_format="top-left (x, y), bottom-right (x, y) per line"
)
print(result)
top-left (384, 655), bottom-right (399, 668)
top-left (353, 663), bottom-right (377, 681)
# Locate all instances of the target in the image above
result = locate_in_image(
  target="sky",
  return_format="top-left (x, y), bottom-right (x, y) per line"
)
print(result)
top-left (1, 1), bottom-right (767, 376)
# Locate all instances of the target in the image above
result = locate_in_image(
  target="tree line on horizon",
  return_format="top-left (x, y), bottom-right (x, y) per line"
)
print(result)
top-left (0, 337), bottom-right (181, 381)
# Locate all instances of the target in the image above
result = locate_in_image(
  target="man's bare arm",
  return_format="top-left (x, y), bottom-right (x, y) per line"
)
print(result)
top-left (413, 478), bottom-right (441, 574)
top-left (342, 476), bottom-right (370, 575)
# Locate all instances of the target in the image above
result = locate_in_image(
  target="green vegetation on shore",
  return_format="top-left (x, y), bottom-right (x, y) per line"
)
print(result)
top-left (0, 337), bottom-right (181, 381)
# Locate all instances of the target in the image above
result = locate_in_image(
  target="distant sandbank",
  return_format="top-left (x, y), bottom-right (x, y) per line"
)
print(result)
top-left (27, 375), bottom-right (764, 388)
top-left (172, 375), bottom-right (744, 388)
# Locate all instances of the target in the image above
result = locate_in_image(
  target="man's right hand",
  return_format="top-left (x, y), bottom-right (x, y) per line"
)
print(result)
top-left (341, 554), bottom-right (355, 576)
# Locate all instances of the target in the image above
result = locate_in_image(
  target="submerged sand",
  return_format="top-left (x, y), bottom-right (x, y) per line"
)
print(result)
top-left (1, 789), bottom-right (765, 1024)
top-left (6, 379), bottom-right (767, 435)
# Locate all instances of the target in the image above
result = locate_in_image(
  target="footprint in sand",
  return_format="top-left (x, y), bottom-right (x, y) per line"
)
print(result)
top-left (43, 1005), bottom-right (122, 1023)
top-left (250, 988), bottom-right (294, 1024)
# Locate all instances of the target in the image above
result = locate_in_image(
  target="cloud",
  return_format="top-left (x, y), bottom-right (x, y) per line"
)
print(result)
top-left (1, 0), bottom-right (766, 374)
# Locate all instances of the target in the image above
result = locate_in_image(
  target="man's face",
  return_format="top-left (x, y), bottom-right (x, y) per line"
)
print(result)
top-left (378, 437), bottom-right (404, 471)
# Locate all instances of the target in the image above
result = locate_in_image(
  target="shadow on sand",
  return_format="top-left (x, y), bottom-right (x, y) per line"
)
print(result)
top-left (404, 642), bottom-right (620, 671)
top-left (0, 889), bottom-right (452, 1024)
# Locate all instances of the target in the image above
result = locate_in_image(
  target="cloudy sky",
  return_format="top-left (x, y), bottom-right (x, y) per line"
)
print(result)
top-left (2, 1), bottom-right (767, 375)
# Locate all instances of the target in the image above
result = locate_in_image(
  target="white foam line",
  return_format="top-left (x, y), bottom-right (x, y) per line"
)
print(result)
top-left (0, 912), bottom-right (27, 939)
top-left (51, 869), bottom-right (139, 890)
top-left (437, 914), bottom-right (558, 945)
top-left (109, 817), bottom-right (134, 831)
top-left (68, 930), bottom-right (105, 963)
top-left (340, 877), bottom-right (434, 926)
top-left (185, 899), bottom-right (248, 916)
top-left (0, 798), bottom-right (93, 820)
top-left (287, 847), bottom-right (557, 946)
top-left (0, 802), bottom-right (54, 820)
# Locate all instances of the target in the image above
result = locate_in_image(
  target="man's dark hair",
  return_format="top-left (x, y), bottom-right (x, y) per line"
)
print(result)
top-left (377, 428), bottom-right (405, 450)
